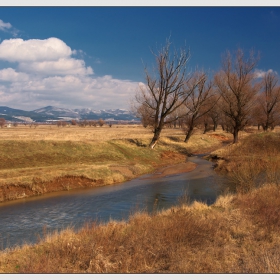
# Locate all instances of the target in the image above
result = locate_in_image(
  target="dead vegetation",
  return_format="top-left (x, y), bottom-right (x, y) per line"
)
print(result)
top-left (209, 131), bottom-right (280, 194)
top-left (0, 182), bottom-right (280, 273)
top-left (0, 125), bottom-right (226, 203)
top-left (0, 127), bottom-right (280, 272)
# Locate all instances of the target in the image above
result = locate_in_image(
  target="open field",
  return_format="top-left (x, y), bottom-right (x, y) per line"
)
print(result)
top-left (0, 124), bottom-right (230, 203)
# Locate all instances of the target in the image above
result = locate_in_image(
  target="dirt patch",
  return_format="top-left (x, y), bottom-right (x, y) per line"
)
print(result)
top-left (109, 166), bottom-right (134, 178)
top-left (143, 162), bottom-right (197, 179)
top-left (208, 133), bottom-right (231, 143)
top-left (160, 151), bottom-right (186, 162)
top-left (0, 176), bottom-right (104, 203)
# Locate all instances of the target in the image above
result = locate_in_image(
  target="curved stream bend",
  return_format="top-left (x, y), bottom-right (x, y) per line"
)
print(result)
top-left (0, 154), bottom-right (226, 250)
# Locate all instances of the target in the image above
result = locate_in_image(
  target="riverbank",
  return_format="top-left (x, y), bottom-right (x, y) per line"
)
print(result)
top-left (0, 125), bottom-right (230, 203)
top-left (0, 182), bottom-right (279, 273)
top-left (207, 131), bottom-right (280, 193)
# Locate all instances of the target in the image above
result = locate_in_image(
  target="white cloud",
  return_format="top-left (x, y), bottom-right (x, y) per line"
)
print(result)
top-left (254, 68), bottom-right (277, 79)
top-left (0, 68), bottom-right (29, 82)
top-left (0, 19), bottom-right (12, 32)
top-left (1, 74), bottom-right (138, 110)
top-left (0, 37), bottom-right (72, 62)
top-left (19, 58), bottom-right (93, 76)
top-left (0, 36), bottom-right (139, 110)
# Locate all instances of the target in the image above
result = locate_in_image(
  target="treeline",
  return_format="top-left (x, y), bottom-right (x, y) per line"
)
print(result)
top-left (57, 118), bottom-right (106, 127)
top-left (133, 39), bottom-right (280, 148)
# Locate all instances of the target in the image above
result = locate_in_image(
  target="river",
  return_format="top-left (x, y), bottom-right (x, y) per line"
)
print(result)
top-left (0, 154), bottom-right (226, 250)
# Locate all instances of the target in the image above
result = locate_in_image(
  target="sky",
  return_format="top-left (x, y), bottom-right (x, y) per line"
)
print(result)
top-left (0, 6), bottom-right (279, 111)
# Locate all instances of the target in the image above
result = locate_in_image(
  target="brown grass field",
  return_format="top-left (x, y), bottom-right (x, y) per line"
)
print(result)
top-left (0, 124), bottom-right (228, 203)
top-left (1, 125), bottom-right (280, 273)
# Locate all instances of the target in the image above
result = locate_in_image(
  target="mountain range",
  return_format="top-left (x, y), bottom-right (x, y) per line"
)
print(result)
top-left (0, 106), bottom-right (139, 123)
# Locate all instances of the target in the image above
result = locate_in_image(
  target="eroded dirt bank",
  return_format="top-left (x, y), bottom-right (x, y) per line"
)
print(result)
top-left (0, 151), bottom-right (192, 204)
top-left (0, 129), bottom-right (230, 204)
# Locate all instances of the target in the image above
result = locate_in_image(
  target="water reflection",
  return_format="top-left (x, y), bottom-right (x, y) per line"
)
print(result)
top-left (0, 155), bottom-right (227, 250)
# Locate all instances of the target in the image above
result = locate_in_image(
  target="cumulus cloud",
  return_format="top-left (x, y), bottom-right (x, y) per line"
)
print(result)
top-left (0, 68), bottom-right (29, 82)
top-left (0, 74), bottom-right (138, 110)
top-left (19, 58), bottom-right (94, 76)
top-left (0, 37), bottom-right (139, 110)
top-left (254, 68), bottom-right (277, 79)
top-left (0, 37), bottom-right (72, 62)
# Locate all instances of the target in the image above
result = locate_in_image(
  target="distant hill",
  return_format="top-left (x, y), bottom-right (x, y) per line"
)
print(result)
top-left (0, 106), bottom-right (139, 123)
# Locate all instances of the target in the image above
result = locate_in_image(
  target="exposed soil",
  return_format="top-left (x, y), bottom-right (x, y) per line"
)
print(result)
top-left (0, 176), bottom-right (105, 203)
top-left (0, 150), bottom-right (190, 204)
top-left (143, 162), bottom-right (197, 180)
top-left (208, 133), bottom-right (232, 143)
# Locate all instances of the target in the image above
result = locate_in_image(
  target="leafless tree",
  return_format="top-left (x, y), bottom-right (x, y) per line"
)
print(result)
top-left (214, 49), bottom-right (260, 143)
top-left (182, 72), bottom-right (217, 142)
top-left (90, 120), bottom-right (97, 127)
top-left (98, 118), bottom-right (105, 127)
top-left (71, 119), bottom-right (77, 125)
top-left (134, 39), bottom-right (198, 149)
top-left (207, 95), bottom-right (221, 132)
top-left (255, 71), bottom-right (280, 131)
top-left (135, 104), bottom-right (155, 128)
top-left (0, 118), bottom-right (5, 128)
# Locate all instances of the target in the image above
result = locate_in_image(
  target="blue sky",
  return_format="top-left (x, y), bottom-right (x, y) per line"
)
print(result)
top-left (0, 6), bottom-right (279, 110)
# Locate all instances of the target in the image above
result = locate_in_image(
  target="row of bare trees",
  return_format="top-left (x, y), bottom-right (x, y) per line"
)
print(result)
top-left (133, 40), bottom-right (280, 149)
top-left (69, 119), bottom-right (106, 127)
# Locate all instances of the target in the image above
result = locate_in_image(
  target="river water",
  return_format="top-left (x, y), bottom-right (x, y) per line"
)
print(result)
top-left (0, 154), bottom-right (226, 250)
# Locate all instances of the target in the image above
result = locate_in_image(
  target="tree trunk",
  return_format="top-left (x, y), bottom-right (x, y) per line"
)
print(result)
top-left (184, 126), bottom-right (194, 143)
top-left (213, 122), bottom-right (217, 131)
top-left (233, 127), bottom-right (239, 144)
top-left (149, 128), bottom-right (162, 149)
top-left (203, 123), bottom-right (208, 134)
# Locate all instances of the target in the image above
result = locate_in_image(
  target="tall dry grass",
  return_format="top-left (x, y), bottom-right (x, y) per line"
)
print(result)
top-left (212, 132), bottom-right (280, 194)
top-left (0, 183), bottom-right (280, 273)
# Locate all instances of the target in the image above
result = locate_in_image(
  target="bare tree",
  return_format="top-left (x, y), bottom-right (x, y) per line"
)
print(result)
top-left (134, 39), bottom-right (197, 149)
top-left (256, 71), bottom-right (280, 131)
top-left (182, 72), bottom-right (216, 142)
top-left (71, 119), bottom-right (77, 125)
top-left (214, 49), bottom-right (260, 143)
top-left (135, 104), bottom-right (155, 128)
top-left (0, 118), bottom-right (5, 128)
top-left (207, 95), bottom-right (221, 132)
top-left (98, 118), bottom-right (105, 127)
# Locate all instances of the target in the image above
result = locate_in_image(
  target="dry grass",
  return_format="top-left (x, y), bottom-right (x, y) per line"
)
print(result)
top-left (0, 126), bottom-right (280, 273)
top-left (0, 183), bottom-right (280, 273)
top-left (210, 130), bottom-right (280, 193)
top-left (0, 124), bottom-right (225, 202)
top-left (0, 124), bottom-right (183, 142)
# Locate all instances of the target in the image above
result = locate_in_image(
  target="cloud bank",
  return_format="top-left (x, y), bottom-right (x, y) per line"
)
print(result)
top-left (0, 37), bottom-right (139, 110)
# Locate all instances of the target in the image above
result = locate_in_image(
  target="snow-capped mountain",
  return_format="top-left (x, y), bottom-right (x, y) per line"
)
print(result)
top-left (0, 106), bottom-right (138, 122)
